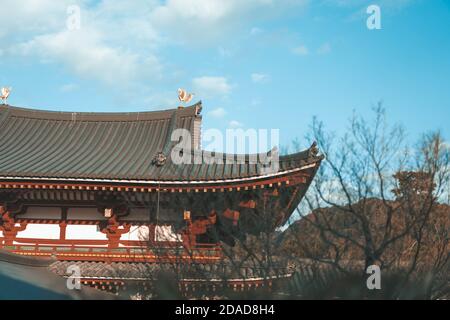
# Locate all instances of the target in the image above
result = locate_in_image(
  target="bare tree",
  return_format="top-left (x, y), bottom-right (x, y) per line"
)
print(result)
top-left (281, 105), bottom-right (449, 299)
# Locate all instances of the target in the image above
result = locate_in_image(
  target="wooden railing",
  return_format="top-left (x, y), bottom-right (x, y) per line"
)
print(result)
top-left (0, 238), bottom-right (222, 263)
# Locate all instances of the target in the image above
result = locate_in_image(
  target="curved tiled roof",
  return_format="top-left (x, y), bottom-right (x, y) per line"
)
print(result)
top-left (0, 103), bottom-right (320, 182)
top-left (49, 260), bottom-right (289, 280)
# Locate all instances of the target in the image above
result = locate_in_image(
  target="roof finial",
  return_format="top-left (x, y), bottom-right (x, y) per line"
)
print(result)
top-left (177, 88), bottom-right (194, 109)
top-left (0, 87), bottom-right (11, 105)
top-left (152, 152), bottom-right (167, 167)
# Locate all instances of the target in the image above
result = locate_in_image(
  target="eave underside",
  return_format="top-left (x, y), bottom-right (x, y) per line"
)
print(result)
top-left (0, 162), bottom-right (320, 231)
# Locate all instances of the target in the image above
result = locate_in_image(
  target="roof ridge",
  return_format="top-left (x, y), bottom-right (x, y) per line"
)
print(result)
top-left (0, 101), bottom-right (202, 122)
top-left (161, 109), bottom-right (181, 156)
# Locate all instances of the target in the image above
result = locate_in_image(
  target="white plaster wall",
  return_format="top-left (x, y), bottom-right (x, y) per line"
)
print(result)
top-left (16, 224), bottom-right (60, 239)
top-left (66, 225), bottom-right (108, 240)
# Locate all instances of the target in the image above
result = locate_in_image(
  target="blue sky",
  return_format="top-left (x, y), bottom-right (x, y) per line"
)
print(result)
top-left (0, 0), bottom-right (449, 151)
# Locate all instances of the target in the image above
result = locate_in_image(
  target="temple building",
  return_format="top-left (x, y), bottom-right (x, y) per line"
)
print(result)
top-left (0, 102), bottom-right (322, 295)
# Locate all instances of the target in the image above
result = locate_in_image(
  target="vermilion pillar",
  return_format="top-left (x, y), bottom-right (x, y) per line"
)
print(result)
top-left (0, 207), bottom-right (27, 245)
top-left (100, 215), bottom-right (131, 249)
top-left (59, 221), bottom-right (67, 241)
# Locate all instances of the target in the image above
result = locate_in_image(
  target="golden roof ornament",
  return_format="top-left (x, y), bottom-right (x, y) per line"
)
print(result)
top-left (0, 87), bottom-right (11, 104)
top-left (177, 88), bottom-right (194, 108)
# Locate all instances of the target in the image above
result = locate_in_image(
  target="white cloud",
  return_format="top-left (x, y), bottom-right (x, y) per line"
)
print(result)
top-left (4, 1), bottom-right (163, 89)
top-left (292, 45), bottom-right (309, 56)
top-left (317, 42), bottom-right (331, 55)
top-left (0, 0), bottom-right (72, 40)
top-left (150, 0), bottom-right (308, 45)
top-left (251, 73), bottom-right (270, 83)
top-left (229, 120), bottom-right (243, 128)
top-left (192, 76), bottom-right (232, 98)
top-left (151, 0), bottom-right (249, 44)
top-left (208, 107), bottom-right (227, 118)
top-left (0, 0), bottom-right (307, 97)
top-left (14, 29), bottom-right (162, 86)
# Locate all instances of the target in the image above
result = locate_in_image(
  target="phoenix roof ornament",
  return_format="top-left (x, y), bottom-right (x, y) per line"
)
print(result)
top-left (178, 88), bottom-right (194, 104)
top-left (0, 87), bottom-right (11, 104)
